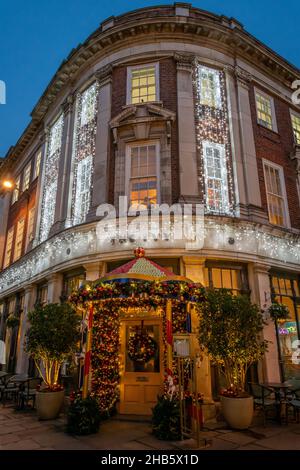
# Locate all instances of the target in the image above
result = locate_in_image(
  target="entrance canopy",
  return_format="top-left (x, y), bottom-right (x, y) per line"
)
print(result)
top-left (69, 248), bottom-right (205, 306)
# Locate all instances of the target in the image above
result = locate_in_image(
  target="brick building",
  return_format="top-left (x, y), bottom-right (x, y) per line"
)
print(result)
top-left (0, 3), bottom-right (299, 413)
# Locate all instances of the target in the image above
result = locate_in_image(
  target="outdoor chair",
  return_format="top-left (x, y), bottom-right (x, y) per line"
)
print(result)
top-left (1, 374), bottom-right (24, 406)
top-left (248, 382), bottom-right (278, 426)
top-left (17, 377), bottom-right (42, 410)
top-left (287, 388), bottom-right (300, 423)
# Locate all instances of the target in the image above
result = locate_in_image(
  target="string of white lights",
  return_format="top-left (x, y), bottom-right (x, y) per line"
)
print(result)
top-left (0, 218), bottom-right (299, 295)
top-left (71, 82), bottom-right (99, 226)
top-left (39, 114), bottom-right (64, 242)
top-left (193, 63), bottom-right (235, 216)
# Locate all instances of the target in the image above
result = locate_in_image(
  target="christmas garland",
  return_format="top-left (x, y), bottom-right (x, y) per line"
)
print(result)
top-left (128, 331), bottom-right (157, 363)
top-left (69, 280), bottom-right (205, 307)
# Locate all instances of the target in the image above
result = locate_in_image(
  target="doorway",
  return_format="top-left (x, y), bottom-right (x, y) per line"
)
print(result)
top-left (119, 317), bottom-right (164, 415)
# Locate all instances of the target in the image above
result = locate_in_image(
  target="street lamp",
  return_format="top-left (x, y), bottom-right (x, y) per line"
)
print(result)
top-left (2, 179), bottom-right (14, 190)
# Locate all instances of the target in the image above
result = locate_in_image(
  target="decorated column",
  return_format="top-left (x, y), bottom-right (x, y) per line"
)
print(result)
top-left (249, 263), bottom-right (281, 383)
top-left (16, 284), bottom-right (36, 374)
top-left (182, 256), bottom-right (213, 402)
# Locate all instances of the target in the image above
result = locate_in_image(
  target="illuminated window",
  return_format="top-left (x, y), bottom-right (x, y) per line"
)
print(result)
top-left (198, 66), bottom-right (221, 109)
top-left (13, 218), bottom-right (25, 262)
top-left (3, 227), bottom-right (14, 269)
top-left (126, 143), bottom-right (159, 208)
top-left (291, 113), bottom-right (300, 145)
top-left (11, 175), bottom-right (20, 205)
top-left (263, 160), bottom-right (289, 227)
top-left (271, 274), bottom-right (300, 381)
top-left (127, 64), bottom-right (158, 104)
top-left (36, 284), bottom-right (48, 306)
top-left (73, 155), bottom-right (93, 224)
top-left (204, 264), bottom-right (248, 295)
top-left (26, 206), bottom-right (35, 250)
top-left (34, 151), bottom-right (42, 179)
top-left (80, 83), bottom-right (97, 127)
top-left (255, 90), bottom-right (277, 131)
top-left (22, 162), bottom-right (31, 192)
top-left (203, 141), bottom-right (229, 214)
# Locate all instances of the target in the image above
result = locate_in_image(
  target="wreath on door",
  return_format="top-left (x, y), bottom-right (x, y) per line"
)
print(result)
top-left (128, 330), bottom-right (157, 363)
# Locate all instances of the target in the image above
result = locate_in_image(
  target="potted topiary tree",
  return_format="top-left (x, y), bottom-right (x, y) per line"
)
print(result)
top-left (26, 303), bottom-right (80, 420)
top-left (197, 289), bottom-right (268, 429)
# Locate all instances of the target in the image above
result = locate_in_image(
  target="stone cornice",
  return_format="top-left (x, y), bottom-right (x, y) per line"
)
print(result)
top-left (1, 3), bottom-right (299, 177)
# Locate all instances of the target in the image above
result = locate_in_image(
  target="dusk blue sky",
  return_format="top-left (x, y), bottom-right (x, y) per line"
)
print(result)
top-left (0, 0), bottom-right (299, 156)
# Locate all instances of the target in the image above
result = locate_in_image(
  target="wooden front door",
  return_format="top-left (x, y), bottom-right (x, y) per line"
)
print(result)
top-left (119, 317), bottom-right (164, 415)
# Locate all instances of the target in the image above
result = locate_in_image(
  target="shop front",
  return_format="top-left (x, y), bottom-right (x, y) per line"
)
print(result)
top-left (69, 248), bottom-right (205, 416)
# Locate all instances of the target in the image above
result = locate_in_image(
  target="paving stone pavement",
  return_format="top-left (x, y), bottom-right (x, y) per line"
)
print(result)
top-left (0, 405), bottom-right (300, 450)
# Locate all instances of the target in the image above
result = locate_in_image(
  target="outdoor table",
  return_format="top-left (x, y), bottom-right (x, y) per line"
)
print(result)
top-left (261, 382), bottom-right (291, 424)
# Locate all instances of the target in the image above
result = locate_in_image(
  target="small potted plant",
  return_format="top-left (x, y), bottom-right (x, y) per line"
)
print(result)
top-left (26, 303), bottom-right (80, 420)
top-left (197, 289), bottom-right (268, 429)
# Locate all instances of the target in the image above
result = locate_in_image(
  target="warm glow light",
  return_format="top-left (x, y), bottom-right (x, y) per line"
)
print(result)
top-left (2, 180), bottom-right (14, 190)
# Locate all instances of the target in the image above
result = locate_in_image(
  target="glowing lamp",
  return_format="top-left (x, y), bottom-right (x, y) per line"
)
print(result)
top-left (2, 180), bottom-right (14, 190)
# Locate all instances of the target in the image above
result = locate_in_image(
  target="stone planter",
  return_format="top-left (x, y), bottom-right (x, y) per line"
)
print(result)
top-left (36, 390), bottom-right (65, 420)
top-left (220, 395), bottom-right (253, 429)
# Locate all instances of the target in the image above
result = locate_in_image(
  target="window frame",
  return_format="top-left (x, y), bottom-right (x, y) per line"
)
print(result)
top-left (73, 154), bottom-right (93, 225)
top-left (255, 88), bottom-right (278, 133)
top-left (126, 63), bottom-right (160, 105)
top-left (25, 206), bottom-right (36, 251)
top-left (202, 140), bottom-right (229, 215)
top-left (290, 110), bottom-right (300, 145)
top-left (125, 140), bottom-right (160, 208)
top-left (197, 65), bottom-right (222, 109)
top-left (11, 175), bottom-right (21, 205)
top-left (33, 151), bottom-right (42, 180)
top-left (3, 226), bottom-right (15, 269)
top-left (262, 158), bottom-right (290, 228)
top-left (22, 161), bottom-right (32, 192)
top-left (13, 218), bottom-right (25, 262)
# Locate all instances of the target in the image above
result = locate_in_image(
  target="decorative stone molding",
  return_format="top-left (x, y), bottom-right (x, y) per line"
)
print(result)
top-left (110, 103), bottom-right (176, 145)
top-left (290, 145), bottom-right (300, 176)
top-left (235, 66), bottom-right (252, 87)
top-left (174, 52), bottom-right (195, 72)
top-left (61, 93), bottom-right (74, 115)
top-left (95, 64), bottom-right (113, 87)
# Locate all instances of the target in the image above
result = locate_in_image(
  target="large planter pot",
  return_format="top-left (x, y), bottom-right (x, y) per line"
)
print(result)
top-left (36, 390), bottom-right (65, 420)
top-left (220, 395), bottom-right (253, 430)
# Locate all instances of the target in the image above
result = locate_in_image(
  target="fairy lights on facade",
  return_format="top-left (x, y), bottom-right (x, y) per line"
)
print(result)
top-left (194, 63), bottom-right (235, 216)
top-left (0, 217), bottom-right (299, 296)
top-left (71, 82), bottom-right (99, 226)
top-left (39, 114), bottom-right (64, 242)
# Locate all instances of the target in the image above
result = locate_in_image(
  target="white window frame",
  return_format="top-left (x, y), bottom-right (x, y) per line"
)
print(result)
top-left (202, 140), bottom-right (229, 214)
top-left (22, 161), bottom-right (31, 192)
top-left (126, 63), bottom-right (160, 105)
top-left (11, 175), bottom-right (20, 205)
top-left (80, 83), bottom-right (97, 127)
top-left (290, 110), bottom-right (300, 145)
top-left (125, 141), bottom-right (160, 208)
top-left (25, 206), bottom-right (36, 250)
top-left (255, 88), bottom-right (278, 132)
top-left (13, 218), bottom-right (25, 262)
top-left (34, 151), bottom-right (42, 179)
top-left (3, 227), bottom-right (14, 269)
top-left (262, 158), bottom-right (290, 228)
top-left (73, 155), bottom-right (93, 225)
top-left (197, 65), bottom-right (222, 109)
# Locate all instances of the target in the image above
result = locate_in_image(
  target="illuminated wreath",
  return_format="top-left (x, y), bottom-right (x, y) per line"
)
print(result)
top-left (128, 332), bottom-right (157, 363)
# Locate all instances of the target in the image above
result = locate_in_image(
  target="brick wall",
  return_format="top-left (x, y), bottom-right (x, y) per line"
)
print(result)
top-left (249, 84), bottom-right (300, 230)
top-left (3, 182), bottom-right (37, 269)
top-left (110, 58), bottom-right (179, 204)
top-left (159, 58), bottom-right (179, 203)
